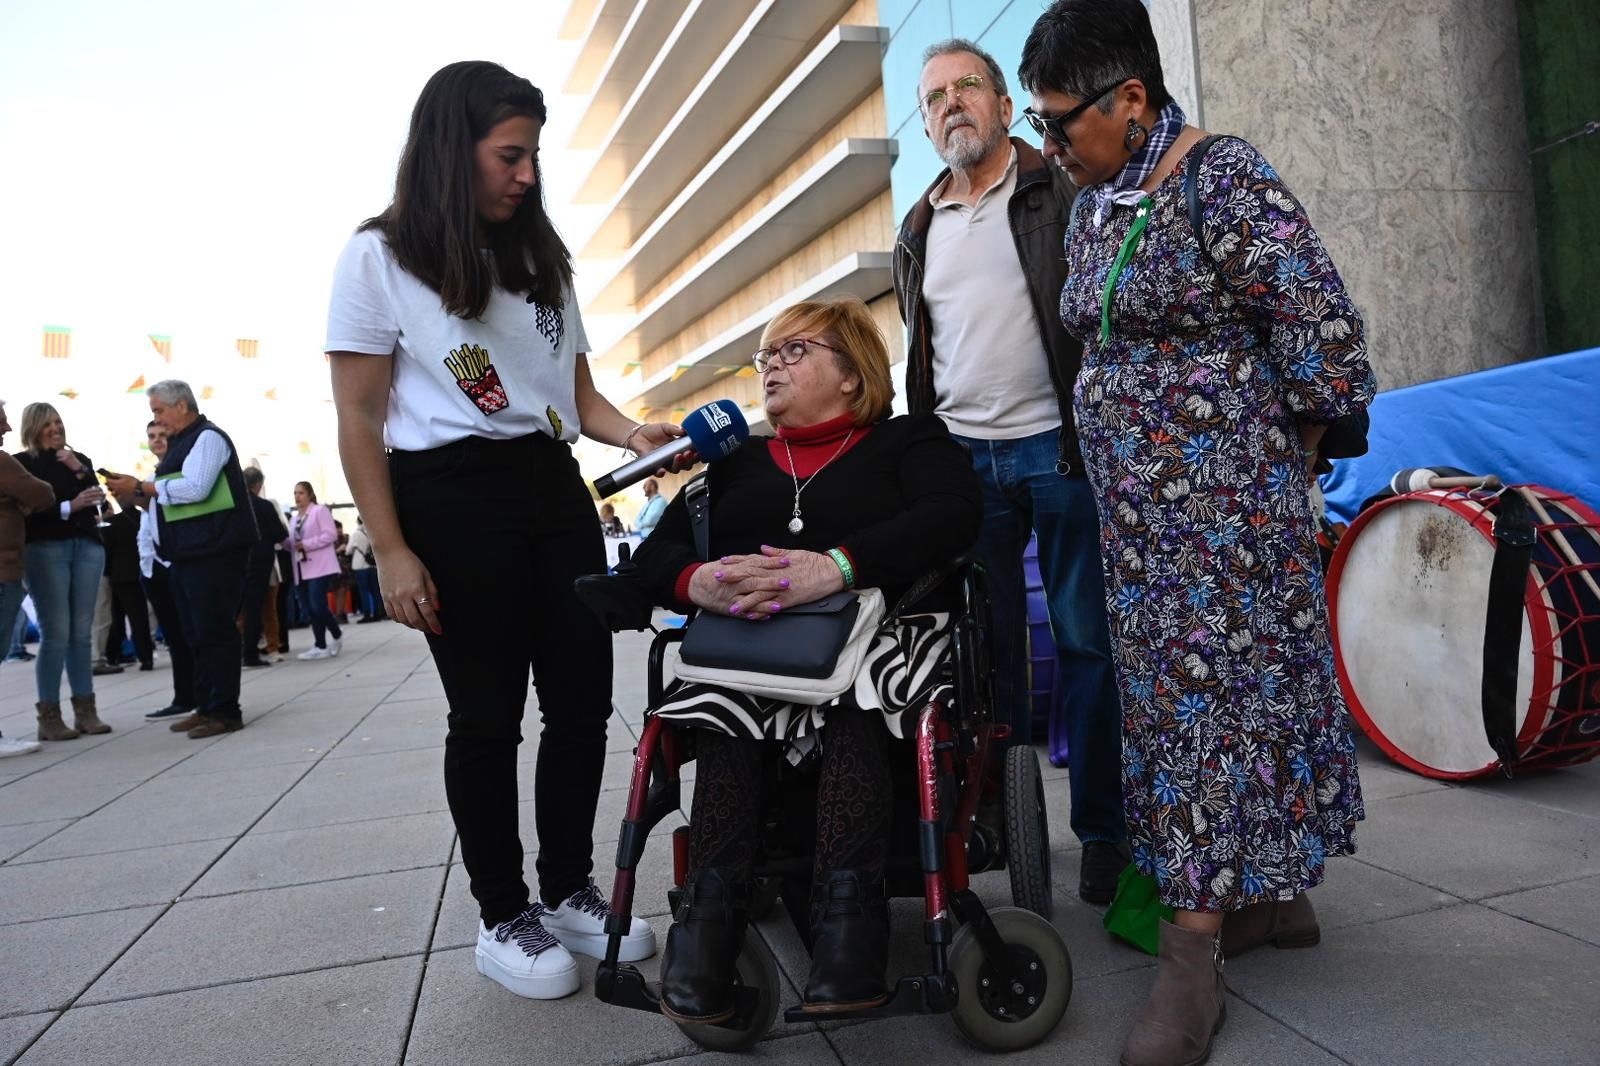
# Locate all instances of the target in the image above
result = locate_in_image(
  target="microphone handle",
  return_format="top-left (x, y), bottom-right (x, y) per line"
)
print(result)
top-left (593, 439), bottom-right (690, 498)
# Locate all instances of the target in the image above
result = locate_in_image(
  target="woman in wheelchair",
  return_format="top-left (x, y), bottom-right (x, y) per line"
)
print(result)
top-left (630, 296), bottom-right (982, 1023)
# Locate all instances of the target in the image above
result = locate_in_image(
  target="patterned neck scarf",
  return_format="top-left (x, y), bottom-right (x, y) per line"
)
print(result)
top-left (1091, 100), bottom-right (1187, 226)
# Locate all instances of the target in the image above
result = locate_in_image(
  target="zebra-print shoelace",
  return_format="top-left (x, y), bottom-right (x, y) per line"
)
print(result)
top-left (493, 904), bottom-right (559, 956)
top-left (562, 880), bottom-right (611, 920)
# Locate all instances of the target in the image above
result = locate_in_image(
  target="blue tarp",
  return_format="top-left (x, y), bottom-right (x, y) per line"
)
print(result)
top-left (1321, 347), bottom-right (1600, 523)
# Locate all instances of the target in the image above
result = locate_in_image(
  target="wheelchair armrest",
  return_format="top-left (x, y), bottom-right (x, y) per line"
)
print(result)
top-left (887, 552), bottom-right (981, 619)
top-left (574, 572), bottom-right (656, 632)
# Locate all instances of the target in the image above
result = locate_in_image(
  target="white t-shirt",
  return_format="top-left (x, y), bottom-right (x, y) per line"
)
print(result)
top-left (324, 229), bottom-right (591, 452)
top-left (923, 148), bottom-right (1062, 441)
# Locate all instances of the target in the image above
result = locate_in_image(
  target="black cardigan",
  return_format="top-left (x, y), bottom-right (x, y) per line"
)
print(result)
top-left (14, 449), bottom-right (101, 544)
top-left (633, 414), bottom-right (982, 609)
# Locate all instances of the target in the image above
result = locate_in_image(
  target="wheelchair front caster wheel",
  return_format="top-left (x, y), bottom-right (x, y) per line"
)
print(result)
top-left (948, 905), bottom-right (1072, 1051)
top-left (674, 932), bottom-right (780, 1052)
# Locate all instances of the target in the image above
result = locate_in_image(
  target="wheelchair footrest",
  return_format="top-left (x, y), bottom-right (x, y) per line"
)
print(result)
top-left (594, 963), bottom-right (660, 1014)
top-left (781, 973), bottom-right (958, 1023)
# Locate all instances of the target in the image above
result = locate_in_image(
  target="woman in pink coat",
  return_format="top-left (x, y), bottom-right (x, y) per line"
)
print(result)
top-left (282, 481), bottom-right (343, 660)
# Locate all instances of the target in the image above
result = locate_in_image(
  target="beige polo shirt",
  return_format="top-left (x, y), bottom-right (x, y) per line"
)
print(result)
top-left (923, 147), bottom-right (1061, 441)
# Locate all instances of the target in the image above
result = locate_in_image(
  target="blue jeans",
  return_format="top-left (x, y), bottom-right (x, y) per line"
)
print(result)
top-left (0, 580), bottom-right (25, 659)
top-left (296, 575), bottom-right (342, 648)
top-left (354, 567), bottom-right (382, 618)
top-left (22, 537), bottom-right (105, 703)
top-left (953, 429), bottom-right (1125, 847)
top-left (7, 586), bottom-right (27, 655)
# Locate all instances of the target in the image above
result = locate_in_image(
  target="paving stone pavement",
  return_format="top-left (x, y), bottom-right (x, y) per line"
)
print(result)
top-left (1, 620), bottom-right (1596, 1065)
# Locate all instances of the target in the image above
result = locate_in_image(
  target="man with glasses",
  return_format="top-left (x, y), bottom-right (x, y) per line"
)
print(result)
top-left (892, 38), bottom-right (1129, 904)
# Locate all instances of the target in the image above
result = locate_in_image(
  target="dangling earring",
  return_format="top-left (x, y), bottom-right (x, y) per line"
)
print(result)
top-left (1124, 118), bottom-right (1148, 152)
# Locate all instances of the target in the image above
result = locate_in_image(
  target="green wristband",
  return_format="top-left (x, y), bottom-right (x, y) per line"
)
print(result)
top-left (826, 548), bottom-right (855, 589)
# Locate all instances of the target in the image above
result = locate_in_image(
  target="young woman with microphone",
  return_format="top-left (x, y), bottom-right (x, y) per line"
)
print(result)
top-left (326, 60), bottom-right (683, 1001)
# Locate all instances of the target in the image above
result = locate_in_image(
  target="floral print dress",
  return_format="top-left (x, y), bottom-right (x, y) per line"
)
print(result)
top-left (1060, 137), bottom-right (1377, 912)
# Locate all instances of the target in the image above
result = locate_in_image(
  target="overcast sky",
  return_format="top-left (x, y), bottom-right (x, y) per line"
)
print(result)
top-left (1, 0), bottom-right (608, 490)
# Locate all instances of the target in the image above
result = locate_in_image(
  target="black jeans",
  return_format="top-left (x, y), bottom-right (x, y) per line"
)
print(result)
top-left (142, 565), bottom-right (194, 709)
top-left (239, 550), bottom-right (275, 661)
top-left (107, 578), bottom-right (154, 665)
top-left (392, 433), bottom-right (612, 926)
top-left (168, 549), bottom-right (249, 723)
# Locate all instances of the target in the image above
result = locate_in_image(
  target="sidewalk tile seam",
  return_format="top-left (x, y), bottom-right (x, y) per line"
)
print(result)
top-left (1223, 986), bottom-right (1358, 1065)
top-left (68, 949), bottom-right (432, 1011)
top-left (184, 860), bottom-right (452, 901)
top-left (0, 1008), bottom-right (60, 1066)
top-left (1, 832), bottom-right (242, 869)
top-left (398, 831), bottom-right (458, 1064)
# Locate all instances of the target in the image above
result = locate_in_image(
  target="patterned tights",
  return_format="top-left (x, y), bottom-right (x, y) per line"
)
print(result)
top-left (687, 713), bottom-right (892, 883)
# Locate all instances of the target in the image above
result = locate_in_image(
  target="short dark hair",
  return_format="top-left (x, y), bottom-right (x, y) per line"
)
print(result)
top-left (243, 467), bottom-right (265, 489)
top-left (362, 61), bottom-right (572, 320)
top-left (1018, 0), bottom-right (1172, 112)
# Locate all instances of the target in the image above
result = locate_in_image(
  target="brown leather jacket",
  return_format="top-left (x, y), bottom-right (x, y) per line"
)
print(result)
top-left (0, 451), bottom-right (55, 582)
top-left (892, 137), bottom-right (1086, 473)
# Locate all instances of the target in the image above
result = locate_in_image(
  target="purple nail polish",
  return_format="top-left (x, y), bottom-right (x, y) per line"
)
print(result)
top-left (729, 604), bottom-right (740, 614)
top-left (779, 578), bottom-right (790, 589)
top-left (770, 602), bottom-right (782, 612)
top-left (714, 571), bottom-right (724, 581)
top-left (780, 558), bottom-right (791, 568)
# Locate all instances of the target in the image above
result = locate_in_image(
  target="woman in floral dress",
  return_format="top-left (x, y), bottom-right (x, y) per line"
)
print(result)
top-left (1020, 3), bottom-right (1377, 1064)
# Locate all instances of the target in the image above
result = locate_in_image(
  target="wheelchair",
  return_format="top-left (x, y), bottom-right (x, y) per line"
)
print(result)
top-left (576, 553), bottom-right (1072, 1052)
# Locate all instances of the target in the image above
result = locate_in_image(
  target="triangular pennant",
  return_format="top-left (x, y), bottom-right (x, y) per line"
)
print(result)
top-left (126, 375), bottom-right (146, 394)
top-left (236, 338), bottom-right (259, 359)
top-left (42, 326), bottom-right (71, 359)
top-left (148, 334), bottom-right (172, 363)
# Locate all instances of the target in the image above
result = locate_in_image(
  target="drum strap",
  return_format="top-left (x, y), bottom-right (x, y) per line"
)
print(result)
top-left (1482, 491), bottom-right (1536, 770)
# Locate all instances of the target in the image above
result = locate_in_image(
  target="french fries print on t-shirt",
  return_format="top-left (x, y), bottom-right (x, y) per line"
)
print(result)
top-left (444, 342), bottom-right (508, 416)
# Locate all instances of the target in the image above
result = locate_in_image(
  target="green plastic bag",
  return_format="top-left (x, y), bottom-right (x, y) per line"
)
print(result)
top-left (1102, 863), bottom-right (1174, 956)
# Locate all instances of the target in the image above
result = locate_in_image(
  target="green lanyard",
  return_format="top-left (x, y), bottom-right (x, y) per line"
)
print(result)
top-left (1099, 195), bottom-right (1154, 343)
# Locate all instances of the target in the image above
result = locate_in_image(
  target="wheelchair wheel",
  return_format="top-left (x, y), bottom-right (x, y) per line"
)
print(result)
top-left (749, 876), bottom-right (781, 922)
top-left (1004, 745), bottom-right (1053, 919)
top-left (673, 932), bottom-right (780, 1052)
top-left (948, 905), bottom-right (1072, 1052)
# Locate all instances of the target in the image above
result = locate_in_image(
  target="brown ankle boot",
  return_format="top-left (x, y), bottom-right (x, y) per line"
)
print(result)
top-left (35, 702), bottom-right (79, 742)
top-left (1221, 893), bottom-right (1319, 959)
top-left (70, 694), bottom-right (112, 735)
top-left (1120, 919), bottom-right (1226, 1066)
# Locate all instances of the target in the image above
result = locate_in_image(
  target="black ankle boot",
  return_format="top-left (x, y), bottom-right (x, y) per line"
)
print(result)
top-left (801, 868), bottom-right (890, 1013)
top-left (659, 868), bottom-right (749, 1024)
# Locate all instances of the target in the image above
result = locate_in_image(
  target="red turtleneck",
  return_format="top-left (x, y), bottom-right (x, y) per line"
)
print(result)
top-left (767, 412), bottom-right (873, 475)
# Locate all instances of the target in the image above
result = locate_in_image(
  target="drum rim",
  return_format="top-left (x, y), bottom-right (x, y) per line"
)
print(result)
top-left (1326, 485), bottom-right (1598, 780)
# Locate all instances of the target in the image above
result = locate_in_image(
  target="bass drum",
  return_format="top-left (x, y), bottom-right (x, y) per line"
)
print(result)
top-left (1328, 485), bottom-right (1600, 779)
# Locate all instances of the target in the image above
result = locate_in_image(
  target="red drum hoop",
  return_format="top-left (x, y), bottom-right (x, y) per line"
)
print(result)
top-left (1328, 484), bottom-right (1600, 780)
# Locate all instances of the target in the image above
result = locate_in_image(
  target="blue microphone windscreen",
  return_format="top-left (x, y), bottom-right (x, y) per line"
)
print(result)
top-left (682, 400), bottom-right (749, 460)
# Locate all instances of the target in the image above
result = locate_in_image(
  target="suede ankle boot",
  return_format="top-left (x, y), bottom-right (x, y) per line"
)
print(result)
top-left (1220, 893), bottom-right (1319, 959)
top-left (659, 868), bottom-right (749, 1024)
top-left (801, 869), bottom-right (889, 1013)
top-left (1120, 919), bottom-right (1226, 1066)
top-left (70, 694), bottom-right (112, 736)
top-left (35, 702), bottom-right (79, 742)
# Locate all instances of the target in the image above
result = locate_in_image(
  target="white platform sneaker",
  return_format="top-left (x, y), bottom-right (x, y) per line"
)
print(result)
top-left (475, 904), bottom-right (579, 1000)
top-left (541, 878), bottom-right (658, 963)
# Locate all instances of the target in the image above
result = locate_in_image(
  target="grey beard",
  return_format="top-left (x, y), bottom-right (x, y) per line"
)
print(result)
top-left (936, 120), bottom-right (1005, 169)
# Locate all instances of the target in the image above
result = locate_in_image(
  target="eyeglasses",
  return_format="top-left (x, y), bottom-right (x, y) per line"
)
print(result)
top-left (1022, 80), bottom-right (1125, 148)
top-left (921, 73), bottom-right (991, 115)
top-left (752, 337), bottom-right (842, 374)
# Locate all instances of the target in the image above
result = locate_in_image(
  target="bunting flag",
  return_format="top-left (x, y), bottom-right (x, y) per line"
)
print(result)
top-left (297, 441), bottom-right (312, 455)
top-left (126, 375), bottom-right (146, 394)
top-left (669, 365), bottom-right (691, 382)
top-left (201, 385), bottom-right (215, 400)
top-left (148, 334), bottom-right (172, 362)
top-left (671, 408), bottom-right (686, 419)
top-left (236, 338), bottom-right (259, 359)
top-left (734, 366), bottom-right (757, 378)
top-left (636, 407), bottom-right (652, 421)
top-left (263, 387), bottom-right (277, 401)
top-left (57, 388), bottom-right (79, 400)
top-left (42, 326), bottom-right (71, 359)
top-left (621, 361), bottom-right (642, 376)
top-left (713, 366), bottom-right (737, 377)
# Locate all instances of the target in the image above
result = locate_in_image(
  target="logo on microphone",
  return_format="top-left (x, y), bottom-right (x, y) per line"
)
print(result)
top-left (703, 403), bottom-right (733, 433)
top-left (443, 343), bottom-right (508, 416)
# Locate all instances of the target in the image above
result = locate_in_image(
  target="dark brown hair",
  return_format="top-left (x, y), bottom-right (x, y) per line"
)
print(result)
top-left (295, 480), bottom-right (318, 504)
top-left (362, 61), bottom-right (572, 319)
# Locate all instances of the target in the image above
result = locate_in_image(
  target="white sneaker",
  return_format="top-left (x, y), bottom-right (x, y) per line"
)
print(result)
top-left (542, 878), bottom-right (657, 962)
top-left (475, 904), bottom-right (579, 1000)
top-left (0, 736), bottom-right (42, 758)
top-left (297, 646), bottom-right (332, 661)
top-left (328, 637), bottom-right (342, 658)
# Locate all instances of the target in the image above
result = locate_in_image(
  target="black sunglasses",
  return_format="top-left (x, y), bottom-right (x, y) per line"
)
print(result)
top-left (1023, 80), bottom-right (1125, 148)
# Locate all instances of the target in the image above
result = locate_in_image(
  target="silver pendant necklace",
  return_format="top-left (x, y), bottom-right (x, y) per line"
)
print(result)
top-left (783, 430), bottom-right (854, 534)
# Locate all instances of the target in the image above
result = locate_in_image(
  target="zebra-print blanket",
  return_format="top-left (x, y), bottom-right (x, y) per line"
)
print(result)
top-left (651, 612), bottom-right (953, 751)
